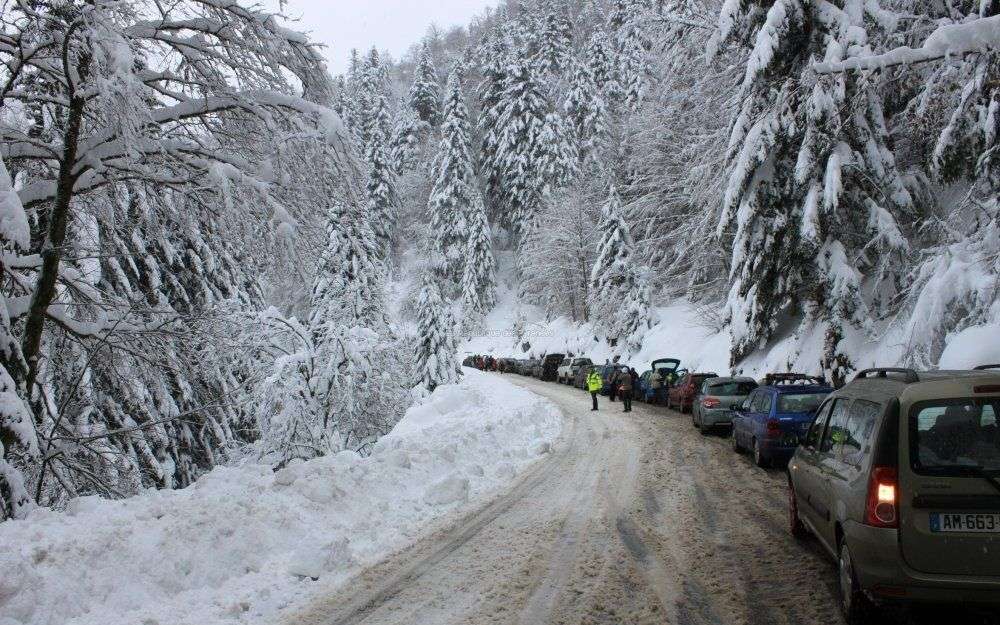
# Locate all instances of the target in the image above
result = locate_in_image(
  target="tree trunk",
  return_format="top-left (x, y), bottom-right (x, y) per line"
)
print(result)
top-left (21, 88), bottom-right (86, 393)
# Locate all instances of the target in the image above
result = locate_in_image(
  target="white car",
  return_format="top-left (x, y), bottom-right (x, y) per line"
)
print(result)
top-left (556, 357), bottom-right (592, 384)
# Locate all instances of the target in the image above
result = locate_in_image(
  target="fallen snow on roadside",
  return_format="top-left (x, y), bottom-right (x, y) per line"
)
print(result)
top-left (0, 368), bottom-right (562, 625)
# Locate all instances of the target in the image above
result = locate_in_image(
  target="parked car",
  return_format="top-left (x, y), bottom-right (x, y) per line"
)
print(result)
top-left (599, 364), bottom-right (630, 396)
top-left (529, 360), bottom-right (543, 378)
top-left (650, 358), bottom-right (682, 404)
top-left (787, 366), bottom-right (1000, 622)
top-left (636, 370), bottom-right (656, 402)
top-left (540, 353), bottom-right (565, 382)
top-left (573, 364), bottom-right (595, 389)
top-left (731, 375), bottom-right (832, 467)
top-left (557, 357), bottom-right (592, 384)
top-left (692, 376), bottom-right (758, 434)
top-left (667, 372), bottom-right (719, 413)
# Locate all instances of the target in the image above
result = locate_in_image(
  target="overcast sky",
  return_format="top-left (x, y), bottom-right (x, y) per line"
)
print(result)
top-left (274, 0), bottom-right (500, 74)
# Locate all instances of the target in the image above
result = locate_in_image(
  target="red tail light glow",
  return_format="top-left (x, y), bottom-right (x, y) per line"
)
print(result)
top-left (765, 419), bottom-right (781, 437)
top-left (865, 466), bottom-right (899, 528)
top-left (702, 397), bottom-right (721, 409)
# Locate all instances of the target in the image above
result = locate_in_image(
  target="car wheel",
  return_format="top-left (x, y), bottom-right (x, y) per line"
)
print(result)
top-left (753, 439), bottom-right (769, 468)
top-left (731, 430), bottom-right (742, 453)
top-left (699, 418), bottom-right (711, 436)
top-left (838, 539), bottom-right (874, 624)
top-left (787, 476), bottom-right (808, 539)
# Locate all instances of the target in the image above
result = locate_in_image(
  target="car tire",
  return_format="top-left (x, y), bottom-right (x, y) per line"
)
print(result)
top-left (787, 476), bottom-right (808, 539)
top-left (699, 419), bottom-right (711, 436)
top-left (838, 539), bottom-right (875, 624)
top-left (731, 430), bottom-right (742, 453)
top-left (753, 439), bottom-right (769, 468)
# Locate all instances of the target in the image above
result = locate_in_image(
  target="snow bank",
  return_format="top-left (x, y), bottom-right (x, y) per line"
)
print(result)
top-left (464, 253), bottom-right (997, 378)
top-left (0, 369), bottom-right (562, 625)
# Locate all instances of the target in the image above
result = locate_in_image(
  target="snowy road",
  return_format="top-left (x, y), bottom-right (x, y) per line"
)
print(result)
top-left (285, 375), bottom-right (983, 625)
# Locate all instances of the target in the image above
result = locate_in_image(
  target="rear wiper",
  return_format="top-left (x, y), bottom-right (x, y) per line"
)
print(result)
top-left (963, 465), bottom-right (1000, 496)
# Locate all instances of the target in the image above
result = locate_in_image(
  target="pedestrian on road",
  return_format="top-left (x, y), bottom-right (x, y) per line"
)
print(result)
top-left (608, 368), bottom-right (620, 402)
top-left (586, 368), bottom-right (603, 411)
top-left (620, 368), bottom-right (635, 413)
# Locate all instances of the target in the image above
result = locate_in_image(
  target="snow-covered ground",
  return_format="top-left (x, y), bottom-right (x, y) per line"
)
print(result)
top-left (463, 254), bottom-right (1000, 376)
top-left (0, 369), bottom-right (562, 625)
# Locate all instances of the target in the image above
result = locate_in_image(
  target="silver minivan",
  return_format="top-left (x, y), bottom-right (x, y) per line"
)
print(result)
top-left (788, 366), bottom-right (1000, 622)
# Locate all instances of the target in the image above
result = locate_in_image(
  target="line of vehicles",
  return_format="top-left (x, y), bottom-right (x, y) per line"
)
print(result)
top-left (471, 352), bottom-right (1000, 622)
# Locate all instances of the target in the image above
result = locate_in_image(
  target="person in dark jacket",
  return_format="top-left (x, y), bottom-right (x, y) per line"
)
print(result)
top-left (608, 368), bottom-right (620, 402)
top-left (620, 367), bottom-right (636, 412)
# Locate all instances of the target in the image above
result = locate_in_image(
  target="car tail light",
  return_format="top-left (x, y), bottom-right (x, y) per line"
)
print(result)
top-left (702, 397), bottom-right (720, 409)
top-left (865, 466), bottom-right (899, 528)
top-left (765, 419), bottom-right (781, 437)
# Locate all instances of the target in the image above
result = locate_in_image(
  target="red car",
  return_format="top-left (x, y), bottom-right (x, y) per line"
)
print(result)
top-left (667, 371), bottom-right (719, 413)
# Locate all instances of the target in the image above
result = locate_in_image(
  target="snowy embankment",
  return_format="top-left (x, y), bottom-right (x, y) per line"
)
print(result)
top-left (0, 369), bottom-right (562, 625)
top-left (464, 255), bottom-right (1000, 375)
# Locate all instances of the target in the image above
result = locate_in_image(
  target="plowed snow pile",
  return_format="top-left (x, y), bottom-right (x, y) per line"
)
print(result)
top-left (0, 369), bottom-right (562, 625)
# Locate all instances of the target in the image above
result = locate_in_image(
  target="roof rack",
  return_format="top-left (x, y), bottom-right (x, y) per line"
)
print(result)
top-left (762, 373), bottom-right (827, 386)
top-left (854, 368), bottom-right (919, 384)
top-left (975, 364), bottom-right (1000, 371)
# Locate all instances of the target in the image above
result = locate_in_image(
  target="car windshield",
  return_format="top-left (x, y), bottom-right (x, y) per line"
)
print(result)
top-left (707, 381), bottom-right (757, 396)
top-left (913, 400), bottom-right (1000, 473)
top-left (776, 393), bottom-right (828, 413)
top-left (573, 359), bottom-right (590, 366)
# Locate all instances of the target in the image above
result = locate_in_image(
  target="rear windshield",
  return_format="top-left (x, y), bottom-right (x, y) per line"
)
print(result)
top-left (573, 358), bottom-right (591, 366)
top-left (707, 381), bottom-right (757, 396)
top-left (777, 393), bottom-right (828, 413)
top-left (912, 400), bottom-right (1000, 474)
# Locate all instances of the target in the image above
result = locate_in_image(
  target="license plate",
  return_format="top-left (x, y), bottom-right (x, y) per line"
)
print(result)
top-left (930, 513), bottom-right (1000, 533)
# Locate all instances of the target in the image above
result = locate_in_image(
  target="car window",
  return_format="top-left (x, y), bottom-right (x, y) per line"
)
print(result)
top-left (751, 392), bottom-right (771, 413)
top-left (821, 400), bottom-right (852, 453)
top-left (838, 400), bottom-right (881, 466)
top-left (805, 400), bottom-right (836, 449)
top-left (912, 400), bottom-right (1000, 474)
top-left (777, 392), bottom-right (829, 413)
top-left (706, 381), bottom-right (757, 396)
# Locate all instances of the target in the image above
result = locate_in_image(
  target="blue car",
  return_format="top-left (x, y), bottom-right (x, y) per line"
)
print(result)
top-left (731, 375), bottom-right (832, 467)
top-left (636, 370), bottom-right (656, 402)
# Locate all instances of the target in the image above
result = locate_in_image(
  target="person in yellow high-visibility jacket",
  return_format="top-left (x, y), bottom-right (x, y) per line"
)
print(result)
top-left (586, 368), bottom-right (603, 411)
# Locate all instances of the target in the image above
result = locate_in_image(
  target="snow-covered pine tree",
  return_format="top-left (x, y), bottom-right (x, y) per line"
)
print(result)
top-left (414, 277), bottom-right (461, 393)
top-left (588, 186), bottom-right (642, 345)
top-left (0, 155), bottom-right (37, 520)
top-left (495, 59), bottom-right (560, 247)
top-left (585, 29), bottom-right (625, 110)
top-left (461, 193), bottom-right (497, 321)
top-left (428, 66), bottom-right (479, 285)
top-left (317, 193), bottom-right (405, 439)
top-left (714, 0), bottom-right (914, 383)
top-left (563, 58), bottom-right (609, 163)
top-left (609, 0), bottom-right (652, 110)
top-left (534, 0), bottom-right (574, 77)
top-left (478, 26), bottom-right (514, 225)
top-left (410, 42), bottom-right (442, 126)
top-left (390, 97), bottom-right (426, 175)
top-left (366, 115), bottom-right (400, 261)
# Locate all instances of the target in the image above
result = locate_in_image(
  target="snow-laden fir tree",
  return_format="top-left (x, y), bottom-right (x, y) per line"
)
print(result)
top-left (585, 29), bottom-right (625, 110)
top-left (589, 186), bottom-right (645, 346)
top-left (534, 0), bottom-right (574, 77)
top-left (428, 66), bottom-right (480, 284)
top-left (563, 58), bottom-right (609, 163)
top-left (478, 26), bottom-right (514, 223)
top-left (609, 0), bottom-right (652, 110)
top-left (256, 193), bottom-right (406, 466)
top-left (390, 97), bottom-right (426, 175)
top-left (461, 193), bottom-right (497, 322)
top-left (414, 277), bottom-right (462, 393)
top-left (410, 42), bottom-right (442, 126)
top-left (0, 155), bottom-right (36, 520)
top-left (714, 0), bottom-right (915, 383)
top-left (495, 59), bottom-right (573, 247)
top-left (366, 115), bottom-right (400, 261)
